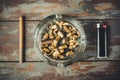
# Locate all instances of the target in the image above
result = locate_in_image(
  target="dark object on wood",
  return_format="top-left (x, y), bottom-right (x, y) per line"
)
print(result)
top-left (97, 22), bottom-right (110, 58)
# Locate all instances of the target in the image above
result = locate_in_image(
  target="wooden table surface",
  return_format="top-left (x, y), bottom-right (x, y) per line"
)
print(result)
top-left (0, 0), bottom-right (120, 80)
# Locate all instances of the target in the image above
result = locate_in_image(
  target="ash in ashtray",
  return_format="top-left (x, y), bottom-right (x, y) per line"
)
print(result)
top-left (41, 20), bottom-right (80, 59)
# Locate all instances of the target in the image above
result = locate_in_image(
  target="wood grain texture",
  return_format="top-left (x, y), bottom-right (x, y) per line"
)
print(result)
top-left (0, 0), bottom-right (120, 20)
top-left (0, 20), bottom-right (120, 61)
top-left (0, 0), bottom-right (120, 80)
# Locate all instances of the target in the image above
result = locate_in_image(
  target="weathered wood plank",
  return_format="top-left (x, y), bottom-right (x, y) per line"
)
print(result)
top-left (0, 22), bottom-right (19, 61)
top-left (0, 0), bottom-right (120, 20)
top-left (0, 21), bottom-right (40, 61)
top-left (0, 20), bottom-right (120, 61)
top-left (0, 61), bottom-right (119, 80)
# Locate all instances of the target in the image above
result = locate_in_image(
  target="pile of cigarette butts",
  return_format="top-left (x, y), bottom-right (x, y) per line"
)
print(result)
top-left (41, 20), bottom-right (80, 59)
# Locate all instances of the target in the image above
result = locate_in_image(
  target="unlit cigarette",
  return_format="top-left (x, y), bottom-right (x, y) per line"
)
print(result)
top-left (19, 16), bottom-right (24, 63)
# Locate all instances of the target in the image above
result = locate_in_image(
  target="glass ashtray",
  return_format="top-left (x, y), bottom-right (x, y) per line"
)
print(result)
top-left (34, 15), bottom-right (86, 67)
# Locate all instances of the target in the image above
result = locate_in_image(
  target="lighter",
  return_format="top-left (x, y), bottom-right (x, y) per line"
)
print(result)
top-left (97, 22), bottom-right (108, 58)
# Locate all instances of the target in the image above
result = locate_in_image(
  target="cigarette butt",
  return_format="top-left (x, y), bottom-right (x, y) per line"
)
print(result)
top-left (42, 40), bottom-right (53, 45)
